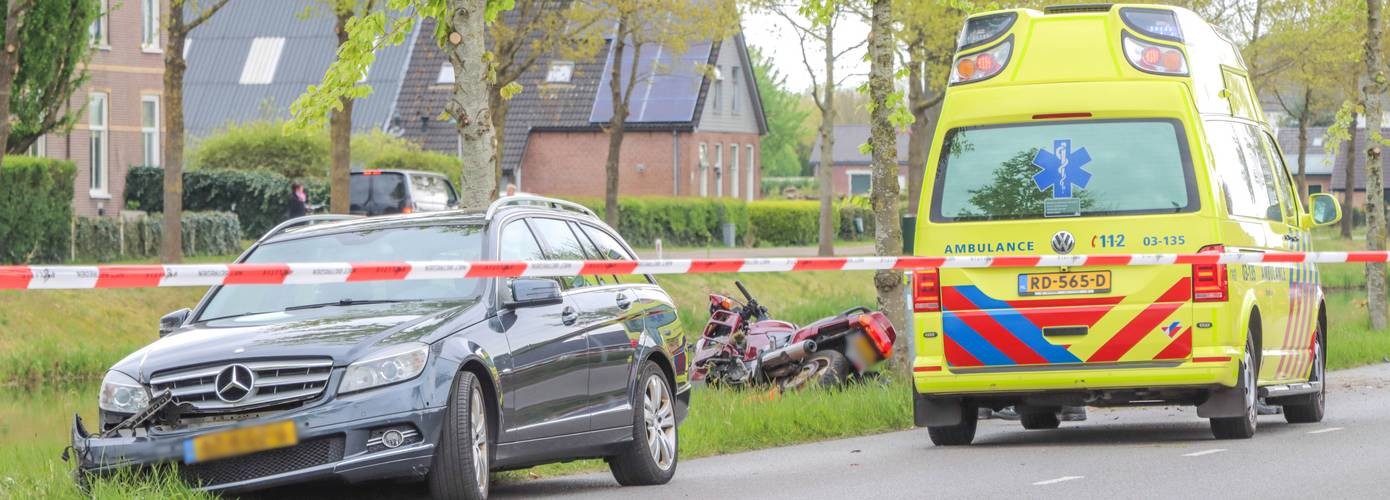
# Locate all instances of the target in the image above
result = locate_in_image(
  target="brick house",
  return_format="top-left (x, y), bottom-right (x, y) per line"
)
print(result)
top-left (808, 125), bottom-right (909, 197)
top-left (27, 0), bottom-right (167, 217)
top-left (185, 3), bottom-right (767, 200)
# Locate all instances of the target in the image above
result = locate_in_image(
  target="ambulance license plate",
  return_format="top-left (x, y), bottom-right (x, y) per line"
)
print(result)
top-left (184, 420), bottom-right (298, 464)
top-left (1018, 271), bottom-right (1111, 296)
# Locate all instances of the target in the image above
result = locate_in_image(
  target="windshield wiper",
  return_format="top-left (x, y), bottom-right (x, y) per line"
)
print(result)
top-left (284, 299), bottom-right (412, 312)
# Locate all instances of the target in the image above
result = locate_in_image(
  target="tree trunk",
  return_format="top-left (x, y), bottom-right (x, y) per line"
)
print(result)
top-left (816, 30), bottom-right (835, 257)
top-left (328, 11), bottom-right (353, 214)
top-left (0, 3), bottom-right (29, 170)
top-left (1341, 112), bottom-right (1357, 239)
top-left (490, 91), bottom-right (508, 188)
top-left (867, 0), bottom-right (907, 370)
top-left (161, 10), bottom-right (188, 263)
top-left (1363, 0), bottom-right (1387, 330)
top-left (445, 0), bottom-right (498, 210)
top-left (1296, 86), bottom-right (1311, 198)
top-left (602, 21), bottom-right (629, 227)
top-left (905, 40), bottom-right (929, 217)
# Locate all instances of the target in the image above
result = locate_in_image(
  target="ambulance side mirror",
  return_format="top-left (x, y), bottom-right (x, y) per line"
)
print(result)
top-left (1306, 193), bottom-right (1342, 228)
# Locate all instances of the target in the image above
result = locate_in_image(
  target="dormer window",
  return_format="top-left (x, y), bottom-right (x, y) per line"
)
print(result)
top-left (546, 61), bottom-right (574, 83)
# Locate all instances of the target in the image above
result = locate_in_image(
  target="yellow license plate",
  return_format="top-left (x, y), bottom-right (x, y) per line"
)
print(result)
top-left (1018, 271), bottom-right (1112, 296)
top-left (184, 420), bottom-right (298, 464)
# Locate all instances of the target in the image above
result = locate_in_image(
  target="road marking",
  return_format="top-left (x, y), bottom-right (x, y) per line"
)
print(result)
top-left (1182, 448), bottom-right (1227, 457)
top-left (1033, 476), bottom-right (1084, 486)
top-left (1308, 427), bottom-right (1344, 434)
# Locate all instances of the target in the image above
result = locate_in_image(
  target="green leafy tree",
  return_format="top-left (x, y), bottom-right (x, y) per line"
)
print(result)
top-left (1363, 0), bottom-right (1387, 330)
top-left (866, 0), bottom-right (910, 368)
top-left (6, 0), bottom-right (100, 155)
top-left (190, 121), bottom-right (331, 179)
top-left (291, 0), bottom-right (517, 212)
top-left (895, 0), bottom-right (965, 213)
top-left (750, 47), bottom-right (809, 178)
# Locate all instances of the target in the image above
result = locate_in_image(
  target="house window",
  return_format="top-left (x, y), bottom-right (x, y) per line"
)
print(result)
top-left (714, 144), bottom-right (724, 197)
top-left (731, 67), bottom-right (740, 114)
top-left (437, 62), bottom-right (455, 84)
top-left (546, 61), bottom-right (574, 83)
top-left (698, 143), bottom-right (709, 197)
top-left (848, 171), bottom-right (871, 196)
top-left (142, 96), bottom-right (160, 167)
top-left (730, 144), bottom-right (740, 199)
top-left (142, 0), bottom-right (161, 51)
top-left (712, 68), bottom-right (723, 113)
top-left (90, 0), bottom-right (109, 47)
top-left (746, 144), bottom-right (755, 201)
top-left (1308, 184), bottom-right (1322, 194)
top-left (89, 93), bottom-right (109, 194)
top-left (25, 135), bottom-right (45, 157)
top-left (239, 37), bottom-right (286, 85)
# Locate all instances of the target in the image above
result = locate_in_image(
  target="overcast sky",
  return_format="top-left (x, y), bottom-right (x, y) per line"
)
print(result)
top-left (741, 10), bottom-right (871, 95)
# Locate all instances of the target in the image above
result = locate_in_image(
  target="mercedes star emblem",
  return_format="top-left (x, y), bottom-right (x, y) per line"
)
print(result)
top-left (214, 364), bottom-right (255, 403)
top-left (1051, 231), bottom-right (1076, 255)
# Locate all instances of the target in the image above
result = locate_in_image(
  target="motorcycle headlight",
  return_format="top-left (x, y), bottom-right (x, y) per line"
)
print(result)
top-left (339, 343), bottom-right (430, 395)
top-left (99, 370), bottom-right (150, 414)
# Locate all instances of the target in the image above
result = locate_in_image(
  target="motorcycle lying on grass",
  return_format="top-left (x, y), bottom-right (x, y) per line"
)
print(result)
top-left (691, 281), bottom-right (898, 390)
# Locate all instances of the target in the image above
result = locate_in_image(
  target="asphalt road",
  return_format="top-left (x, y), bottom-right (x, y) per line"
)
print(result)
top-left (492, 363), bottom-right (1390, 499)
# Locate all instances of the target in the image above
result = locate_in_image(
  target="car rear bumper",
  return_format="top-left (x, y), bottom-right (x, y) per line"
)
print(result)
top-left (912, 348), bottom-right (1240, 396)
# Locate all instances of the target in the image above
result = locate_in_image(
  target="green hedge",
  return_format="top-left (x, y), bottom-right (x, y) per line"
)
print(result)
top-left (0, 156), bottom-right (75, 264)
top-left (837, 204), bottom-right (875, 241)
top-left (126, 166), bottom-right (328, 237)
top-left (73, 212), bottom-right (243, 262)
top-left (190, 120), bottom-right (330, 179)
top-left (563, 197), bottom-right (751, 247)
top-left (761, 176), bottom-right (818, 198)
top-left (748, 200), bottom-right (828, 246)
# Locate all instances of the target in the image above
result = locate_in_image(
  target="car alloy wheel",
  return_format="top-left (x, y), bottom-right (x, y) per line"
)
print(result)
top-left (470, 385), bottom-right (488, 492)
top-left (643, 375), bottom-right (676, 471)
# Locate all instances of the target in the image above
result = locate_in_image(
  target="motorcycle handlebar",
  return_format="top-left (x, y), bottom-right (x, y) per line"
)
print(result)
top-left (734, 280), bottom-right (754, 303)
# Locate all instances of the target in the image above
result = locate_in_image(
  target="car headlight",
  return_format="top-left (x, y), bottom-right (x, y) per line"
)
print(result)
top-left (339, 343), bottom-right (430, 395)
top-left (99, 370), bottom-right (150, 414)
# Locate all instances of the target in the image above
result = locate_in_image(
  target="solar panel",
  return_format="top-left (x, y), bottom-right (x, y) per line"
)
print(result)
top-left (589, 40), bottom-right (713, 124)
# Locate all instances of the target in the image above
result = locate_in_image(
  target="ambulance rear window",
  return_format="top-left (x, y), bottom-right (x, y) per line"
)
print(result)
top-left (930, 119), bottom-right (1197, 222)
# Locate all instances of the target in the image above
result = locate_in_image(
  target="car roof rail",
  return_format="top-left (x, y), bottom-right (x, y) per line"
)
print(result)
top-left (256, 214), bottom-right (364, 243)
top-left (485, 195), bottom-right (598, 220)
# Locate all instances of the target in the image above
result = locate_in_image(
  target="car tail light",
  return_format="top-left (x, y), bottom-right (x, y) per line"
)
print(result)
top-left (402, 206), bottom-right (414, 214)
top-left (1122, 33), bottom-right (1187, 75)
top-left (363, 169), bottom-right (382, 176)
top-left (950, 37), bottom-right (1012, 85)
top-left (1192, 244), bottom-right (1228, 302)
top-left (857, 313), bottom-right (896, 358)
top-left (913, 269), bottom-right (941, 312)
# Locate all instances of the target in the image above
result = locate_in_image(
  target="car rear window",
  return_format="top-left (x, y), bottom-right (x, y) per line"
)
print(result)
top-left (410, 174), bottom-right (457, 206)
top-left (372, 173), bottom-right (408, 207)
top-left (931, 119), bottom-right (1197, 222)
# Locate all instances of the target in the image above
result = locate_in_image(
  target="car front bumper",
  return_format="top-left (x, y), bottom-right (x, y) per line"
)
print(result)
top-left (71, 392), bottom-right (448, 493)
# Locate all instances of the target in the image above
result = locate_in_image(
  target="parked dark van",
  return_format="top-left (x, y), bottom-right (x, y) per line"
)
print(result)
top-left (349, 169), bottom-right (459, 216)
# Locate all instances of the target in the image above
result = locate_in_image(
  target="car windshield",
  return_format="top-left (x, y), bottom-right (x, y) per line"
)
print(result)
top-left (931, 119), bottom-right (1197, 222)
top-left (197, 224), bottom-right (485, 321)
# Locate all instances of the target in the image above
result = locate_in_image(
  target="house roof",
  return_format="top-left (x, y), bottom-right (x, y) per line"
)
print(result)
top-left (183, 0), bottom-right (414, 137)
top-left (808, 125), bottom-right (911, 167)
top-left (1275, 127), bottom-right (1337, 176)
top-left (1319, 127), bottom-right (1390, 191)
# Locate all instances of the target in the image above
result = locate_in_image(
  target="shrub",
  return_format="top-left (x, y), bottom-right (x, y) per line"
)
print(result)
top-left (563, 197), bottom-right (751, 247)
top-left (190, 120), bottom-right (330, 179)
top-left (748, 200), bottom-right (827, 246)
top-left (73, 212), bottom-right (243, 262)
top-left (0, 156), bottom-right (75, 264)
top-left (353, 130), bottom-right (462, 187)
top-left (761, 176), bottom-right (818, 199)
top-left (837, 203), bottom-right (875, 241)
top-left (125, 166), bottom-right (328, 238)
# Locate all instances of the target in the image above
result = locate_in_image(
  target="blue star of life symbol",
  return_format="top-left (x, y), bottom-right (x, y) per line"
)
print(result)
top-left (1032, 139), bottom-right (1093, 198)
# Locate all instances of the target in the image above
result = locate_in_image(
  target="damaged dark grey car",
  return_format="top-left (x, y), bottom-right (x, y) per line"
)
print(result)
top-left (70, 196), bottom-right (691, 497)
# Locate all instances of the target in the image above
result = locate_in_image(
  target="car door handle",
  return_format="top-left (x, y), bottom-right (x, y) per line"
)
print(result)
top-left (561, 306), bottom-right (578, 326)
top-left (615, 293), bottom-right (632, 310)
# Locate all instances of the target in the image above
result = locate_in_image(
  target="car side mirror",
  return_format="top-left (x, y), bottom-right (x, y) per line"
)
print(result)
top-left (159, 308), bottom-right (191, 337)
top-left (1306, 193), bottom-right (1342, 227)
top-left (505, 278), bottom-right (562, 308)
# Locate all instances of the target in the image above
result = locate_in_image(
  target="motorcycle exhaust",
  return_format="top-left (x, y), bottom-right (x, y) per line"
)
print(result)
top-left (759, 340), bottom-right (816, 369)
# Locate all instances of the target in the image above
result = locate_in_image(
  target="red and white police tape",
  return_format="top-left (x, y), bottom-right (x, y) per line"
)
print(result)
top-left (3, 251), bottom-right (1390, 290)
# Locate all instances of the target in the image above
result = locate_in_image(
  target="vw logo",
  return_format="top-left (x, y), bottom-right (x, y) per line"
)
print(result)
top-left (1051, 231), bottom-right (1076, 255)
top-left (214, 364), bottom-right (256, 403)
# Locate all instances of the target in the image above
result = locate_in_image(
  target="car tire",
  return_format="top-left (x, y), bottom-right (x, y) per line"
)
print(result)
top-left (927, 400), bottom-right (979, 446)
top-left (1284, 326), bottom-right (1326, 424)
top-left (609, 361), bottom-right (678, 486)
top-left (1020, 410), bottom-right (1060, 430)
top-left (1211, 333), bottom-right (1258, 440)
top-left (428, 371), bottom-right (489, 500)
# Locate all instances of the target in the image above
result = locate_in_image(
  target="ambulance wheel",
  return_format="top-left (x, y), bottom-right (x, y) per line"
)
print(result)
top-left (1284, 326), bottom-right (1326, 424)
top-left (1210, 334), bottom-right (1258, 440)
top-left (927, 401), bottom-right (978, 446)
top-left (1020, 410), bottom-right (1060, 430)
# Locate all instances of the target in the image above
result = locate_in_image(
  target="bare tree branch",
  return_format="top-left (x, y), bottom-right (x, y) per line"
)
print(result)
top-left (185, 0), bottom-right (233, 32)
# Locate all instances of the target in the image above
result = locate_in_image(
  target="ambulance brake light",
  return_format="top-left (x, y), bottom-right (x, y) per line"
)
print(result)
top-left (950, 38), bottom-right (1012, 85)
top-left (913, 269), bottom-right (941, 313)
top-left (1192, 244), bottom-right (1228, 302)
top-left (1122, 34), bottom-right (1187, 76)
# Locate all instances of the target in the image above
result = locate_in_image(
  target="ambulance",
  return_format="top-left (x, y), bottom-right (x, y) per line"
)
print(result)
top-left (911, 4), bottom-right (1343, 444)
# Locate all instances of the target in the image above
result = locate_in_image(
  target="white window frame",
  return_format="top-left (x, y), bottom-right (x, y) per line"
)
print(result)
top-left (141, 95), bottom-right (161, 167)
top-left (746, 144), bottom-right (755, 201)
top-left (89, 93), bottom-right (110, 197)
top-left (546, 60), bottom-right (575, 83)
top-left (26, 135), bottom-right (46, 157)
top-left (142, 0), bottom-right (161, 52)
top-left (714, 144), bottom-right (724, 197)
top-left (730, 144), bottom-right (740, 199)
top-left (90, 0), bottom-right (110, 49)
top-left (847, 170), bottom-right (872, 196)
top-left (698, 143), bottom-right (709, 197)
top-left (239, 37), bottom-right (286, 85)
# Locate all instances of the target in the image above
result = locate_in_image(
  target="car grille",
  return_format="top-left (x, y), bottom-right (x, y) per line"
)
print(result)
top-left (179, 435), bottom-right (345, 487)
top-left (150, 358), bottom-right (333, 413)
